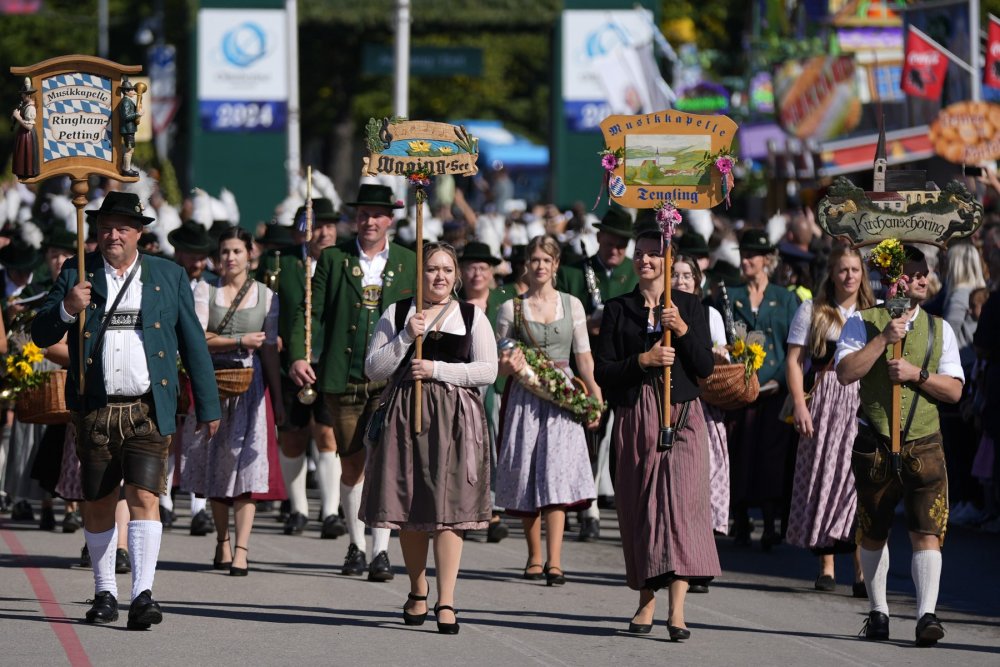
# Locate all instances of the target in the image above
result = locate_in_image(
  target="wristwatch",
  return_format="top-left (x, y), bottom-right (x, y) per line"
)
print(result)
top-left (917, 369), bottom-right (929, 385)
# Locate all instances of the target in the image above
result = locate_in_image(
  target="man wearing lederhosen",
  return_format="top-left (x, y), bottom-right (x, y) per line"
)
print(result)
top-left (32, 192), bottom-right (220, 629)
top-left (835, 246), bottom-right (963, 647)
top-left (289, 184), bottom-right (415, 580)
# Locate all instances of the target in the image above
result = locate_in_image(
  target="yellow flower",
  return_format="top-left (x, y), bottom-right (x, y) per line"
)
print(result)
top-left (438, 146), bottom-right (454, 155)
top-left (748, 343), bottom-right (766, 370)
top-left (408, 140), bottom-right (432, 153)
top-left (732, 339), bottom-right (746, 358)
top-left (6, 356), bottom-right (16, 373)
top-left (22, 342), bottom-right (44, 364)
top-left (12, 360), bottom-right (32, 380)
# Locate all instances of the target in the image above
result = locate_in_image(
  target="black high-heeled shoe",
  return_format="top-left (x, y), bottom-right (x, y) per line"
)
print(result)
top-left (402, 592), bottom-right (428, 626)
top-left (213, 536), bottom-right (231, 570)
top-left (229, 545), bottom-right (249, 577)
top-left (668, 625), bottom-right (691, 641)
top-left (434, 604), bottom-right (460, 635)
top-left (544, 563), bottom-right (566, 587)
top-left (522, 561), bottom-right (544, 581)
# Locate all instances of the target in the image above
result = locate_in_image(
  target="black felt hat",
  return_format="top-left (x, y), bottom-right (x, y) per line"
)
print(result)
top-left (594, 206), bottom-right (633, 238)
top-left (119, 77), bottom-right (135, 93)
top-left (44, 226), bottom-right (78, 253)
top-left (676, 232), bottom-right (710, 258)
top-left (168, 220), bottom-right (213, 255)
top-left (294, 198), bottom-right (340, 226)
top-left (258, 223), bottom-right (295, 247)
top-left (0, 238), bottom-right (42, 272)
top-left (633, 209), bottom-right (659, 238)
top-left (344, 184), bottom-right (404, 210)
top-left (459, 241), bottom-right (501, 266)
top-left (208, 219), bottom-right (234, 244)
top-left (739, 228), bottom-right (775, 254)
top-left (85, 191), bottom-right (155, 226)
top-left (777, 240), bottom-right (815, 263)
top-left (706, 260), bottom-right (743, 287)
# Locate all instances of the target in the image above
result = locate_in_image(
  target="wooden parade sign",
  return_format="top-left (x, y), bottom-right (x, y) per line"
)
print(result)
top-left (929, 101), bottom-right (1000, 164)
top-left (361, 117), bottom-right (479, 178)
top-left (598, 110), bottom-right (738, 210)
top-left (817, 176), bottom-right (983, 249)
top-left (11, 55), bottom-right (142, 183)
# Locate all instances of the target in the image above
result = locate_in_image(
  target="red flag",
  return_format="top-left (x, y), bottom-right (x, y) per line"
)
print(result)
top-left (986, 15), bottom-right (1000, 89)
top-left (901, 26), bottom-right (949, 100)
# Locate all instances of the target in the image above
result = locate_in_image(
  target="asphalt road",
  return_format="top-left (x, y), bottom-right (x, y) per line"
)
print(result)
top-left (2, 497), bottom-right (998, 667)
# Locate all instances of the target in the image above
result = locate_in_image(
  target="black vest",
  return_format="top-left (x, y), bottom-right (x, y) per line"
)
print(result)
top-left (393, 298), bottom-right (476, 364)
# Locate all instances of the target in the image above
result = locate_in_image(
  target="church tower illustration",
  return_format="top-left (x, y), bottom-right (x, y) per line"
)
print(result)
top-left (873, 123), bottom-right (887, 193)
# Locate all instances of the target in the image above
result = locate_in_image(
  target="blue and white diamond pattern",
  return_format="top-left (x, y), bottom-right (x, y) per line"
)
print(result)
top-left (41, 73), bottom-right (113, 163)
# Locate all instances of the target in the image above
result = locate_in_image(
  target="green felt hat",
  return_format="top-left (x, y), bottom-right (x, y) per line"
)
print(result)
top-left (344, 184), bottom-right (404, 210)
top-left (85, 191), bottom-right (155, 226)
top-left (458, 241), bottom-right (501, 266)
top-left (594, 206), bottom-right (633, 238)
top-left (168, 220), bottom-right (213, 255)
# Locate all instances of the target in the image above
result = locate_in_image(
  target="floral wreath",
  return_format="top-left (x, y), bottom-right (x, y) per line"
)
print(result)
top-left (867, 238), bottom-right (908, 298)
top-left (403, 166), bottom-right (433, 204)
top-left (697, 148), bottom-right (737, 208)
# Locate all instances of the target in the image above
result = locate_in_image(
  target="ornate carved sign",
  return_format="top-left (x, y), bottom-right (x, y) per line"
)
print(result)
top-left (929, 101), bottom-right (1000, 164)
top-left (10, 55), bottom-right (142, 183)
top-left (598, 110), bottom-right (738, 209)
top-left (817, 176), bottom-right (983, 248)
top-left (361, 118), bottom-right (479, 177)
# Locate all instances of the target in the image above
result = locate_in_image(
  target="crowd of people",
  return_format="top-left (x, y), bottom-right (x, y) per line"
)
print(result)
top-left (1, 169), bottom-right (998, 646)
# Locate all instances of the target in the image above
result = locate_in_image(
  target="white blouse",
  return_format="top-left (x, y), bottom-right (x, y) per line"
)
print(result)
top-left (365, 302), bottom-right (498, 387)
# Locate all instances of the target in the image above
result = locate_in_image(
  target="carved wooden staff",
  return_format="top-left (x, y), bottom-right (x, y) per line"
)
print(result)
top-left (659, 241), bottom-right (674, 451)
top-left (890, 338), bottom-right (903, 473)
top-left (414, 185), bottom-right (426, 431)
top-left (72, 178), bottom-right (88, 395)
top-left (297, 167), bottom-right (317, 405)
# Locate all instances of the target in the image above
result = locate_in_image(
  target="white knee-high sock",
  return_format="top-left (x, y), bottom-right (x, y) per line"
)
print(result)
top-left (160, 457), bottom-right (174, 511)
top-left (84, 526), bottom-right (118, 597)
top-left (341, 482), bottom-right (365, 551)
top-left (279, 452), bottom-right (309, 516)
top-left (860, 544), bottom-right (890, 614)
top-left (128, 520), bottom-right (162, 600)
top-left (912, 549), bottom-right (942, 618)
top-left (189, 494), bottom-right (206, 516)
top-left (317, 452), bottom-right (342, 520)
top-left (371, 526), bottom-right (390, 556)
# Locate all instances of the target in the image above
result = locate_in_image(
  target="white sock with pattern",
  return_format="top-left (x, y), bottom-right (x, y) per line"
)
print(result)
top-left (279, 452), bottom-right (309, 516)
top-left (371, 527), bottom-right (390, 556)
top-left (317, 452), bottom-right (341, 520)
top-left (84, 526), bottom-right (118, 597)
top-left (341, 482), bottom-right (365, 552)
top-left (912, 549), bottom-right (942, 617)
top-left (860, 544), bottom-right (890, 614)
top-left (190, 494), bottom-right (206, 516)
top-left (128, 520), bottom-right (162, 601)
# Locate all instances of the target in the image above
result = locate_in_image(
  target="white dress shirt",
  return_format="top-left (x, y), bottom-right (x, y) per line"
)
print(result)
top-left (356, 239), bottom-right (390, 288)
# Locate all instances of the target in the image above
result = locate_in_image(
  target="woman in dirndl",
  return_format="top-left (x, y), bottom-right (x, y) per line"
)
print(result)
top-left (494, 235), bottom-right (602, 587)
top-left (182, 226), bottom-right (284, 576)
top-left (362, 242), bottom-right (498, 635)
top-left (786, 245), bottom-right (874, 595)
top-left (594, 230), bottom-right (719, 641)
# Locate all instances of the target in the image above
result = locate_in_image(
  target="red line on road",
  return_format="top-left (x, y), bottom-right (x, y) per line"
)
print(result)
top-left (1, 525), bottom-right (93, 667)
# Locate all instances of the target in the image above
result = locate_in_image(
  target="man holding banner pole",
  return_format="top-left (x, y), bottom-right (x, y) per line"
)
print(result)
top-left (835, 246), bottom-right (963, 647)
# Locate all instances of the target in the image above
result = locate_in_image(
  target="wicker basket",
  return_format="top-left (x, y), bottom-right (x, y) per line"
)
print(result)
top-left (215, 367), bottom-right (255, 398)
top-left (698, 363), bottom-right (760, 411)
top-left (16, 370), bottom-right (72, 425)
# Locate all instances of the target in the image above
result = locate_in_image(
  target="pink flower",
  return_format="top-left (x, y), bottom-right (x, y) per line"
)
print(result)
top-left (601, 153), bottom-right (618, 172)
top-left (715, 156), bottom-right (734, 175)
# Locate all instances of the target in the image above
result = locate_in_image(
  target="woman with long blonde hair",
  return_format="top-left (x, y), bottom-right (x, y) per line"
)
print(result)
top-left (786, 245), bottom-right (875, 594)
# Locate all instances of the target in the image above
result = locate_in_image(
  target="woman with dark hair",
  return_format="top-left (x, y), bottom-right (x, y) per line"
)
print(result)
top-left (362, 242), bottom-right (497, 634)
top-left (786, 245), bottom-right (875, 594)
top-left (182, 226), bottom-right (284, 576)
top-left (594, 231), bottom-right (718, 639)
top-left (724, 229), bottom-right (800, 550)
top-left (495, 235), bottom-right (601, 586)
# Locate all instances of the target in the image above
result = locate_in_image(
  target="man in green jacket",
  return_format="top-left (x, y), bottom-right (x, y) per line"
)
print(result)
top-left (289, 184), bottom-right (415, 581)
top-left (32, 191), bottom-right (221, 629)
top-left (260, 199), bottom-right (345, 539)
top-left (836, 246), bottom-right (964, 647)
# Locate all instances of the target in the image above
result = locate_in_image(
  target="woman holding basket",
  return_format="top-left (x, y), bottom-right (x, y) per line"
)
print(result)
top-left (182, 227), bottom-right (284, 576)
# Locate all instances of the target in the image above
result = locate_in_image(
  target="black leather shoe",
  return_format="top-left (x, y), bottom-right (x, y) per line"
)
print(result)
top-left (523, 562), bottom-right (544, 580)
top-left (760, 531), bottom-right (782, 552)
top-left (860, 611), bottom-right (890, 640)
top-left (486, 518), bottom-right (509, 543)
top-left (597, 495), bottom-right (616, 510)
top-left (283, 512), bottom-right (308, 536)
top-left (668, 625), bottom-right (691, 641)
top-left (577, 517), bottom-right (600, 542)
top-left (814, 574), bottom-right (836, 592)
top-left (12, 500), bottom-right (34, 521)
top-left (688, 579), bottom-right (710, 594)
top-left (342, 543), bottom-right (367, 576)
top-left (402, 592), bottom-right (428, 626)
top-left (127, 590), bottom-right (162, 630)
top-left (62, 511), bottom-right (82, 534)
top-left (80, 544), bottom-right (91, 568)
top-left (367, 550), bottom-right (394, 582)
top-left (115, 548), bottom-right (131, 574)
top-left (434, 604), bottom-right (460, 635)
top-left (159, 506), bottom-right (174, 529)
top-left (85, 591), bottom-right (118, 623)
top-left (915, 612), bottom-right (945, 647)
top-left (277, 499), bottom-right (290, 523)
top-left (39, 506), bottom-right (57, 531)
top-left (190, 509), bottom-right (215, 536)
top-left (544, 563), bottom-right (566, 587)
top-left (626, 621), bottom-right (652, 634)
top-left (320, 514), bottom-right (347, 539)
top-left (852, 581), bottom-right (868, 599)
top-left (229, 545), bottom-right (249, 577)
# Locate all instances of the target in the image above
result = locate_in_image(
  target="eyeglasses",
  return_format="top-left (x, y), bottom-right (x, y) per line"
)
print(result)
top-left (673, 272), bottom-right (695, 281)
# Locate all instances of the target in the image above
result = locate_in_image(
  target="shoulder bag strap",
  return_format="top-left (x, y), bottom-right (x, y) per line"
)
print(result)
top-left (215, 278), bottom-right (255, 334)
top-left (89, 258), bottom-right (142, 363)
top-left (901, 313), bottom-right (936, 442)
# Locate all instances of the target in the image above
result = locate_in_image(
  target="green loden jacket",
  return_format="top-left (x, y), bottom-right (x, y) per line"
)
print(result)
top-left (288, 240), bottom-right (416, 394)
top-left (557, 256), bottom-right (638, 315)
top-left (31, 252), bottom-right (221, 434)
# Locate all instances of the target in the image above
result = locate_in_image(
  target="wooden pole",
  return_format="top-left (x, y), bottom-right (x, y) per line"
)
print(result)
top-left (662, 244), bottom-right (673, 433)
top-left (71, 178), bottom-right (88, 396)
top-left (304, 168), bottom-right (313, 364)
top-left (891, 339), bottom-right (902, 462)
top-left (414, 186), bottom-right (424, 432)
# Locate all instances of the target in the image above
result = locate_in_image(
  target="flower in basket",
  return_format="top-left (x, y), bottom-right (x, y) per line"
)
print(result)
top-left (503, 339), bottom-right (605, 424)
top-left (729, 323), bottom-right (767, 384)
top-left (867, 238), bottom-right (908, 297)
top-left (1, 338), bottom-right (51, 398)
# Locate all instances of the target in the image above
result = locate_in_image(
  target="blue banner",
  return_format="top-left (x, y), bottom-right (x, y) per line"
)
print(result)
top-left (199, 100), bottom-right (286, 132)
top-left (564, 100), bottom-right (611, 132)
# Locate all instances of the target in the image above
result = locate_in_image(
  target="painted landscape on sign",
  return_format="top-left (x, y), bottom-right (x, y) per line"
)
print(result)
top-left (623, 134), bottom-right (711, 187)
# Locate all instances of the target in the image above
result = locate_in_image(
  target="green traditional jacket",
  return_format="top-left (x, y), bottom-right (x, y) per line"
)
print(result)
top-left (119, 96), bottom-right (139, 135)
top-left (288, 240), bottom-right (416, 394)
top-left (30, 252), bottom-right (221, 434)
top-left (858, 307), bottom-right (944, 441)
top-left (557, 256), bottom-right (638, 315)
top-left (725, 282), bottom-right (800, 390)
top-left (255, 245), bottom-right (322, 374)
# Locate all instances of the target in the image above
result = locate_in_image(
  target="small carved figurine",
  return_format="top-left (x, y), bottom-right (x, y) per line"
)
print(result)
top-left (11, 77), bottom-right (39, 179)
top-left (118, 77), bottom-right (142, 176)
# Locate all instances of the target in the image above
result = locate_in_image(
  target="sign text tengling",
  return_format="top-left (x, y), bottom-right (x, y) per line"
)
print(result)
top-left (361, 118), bottom-right (479, 178)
